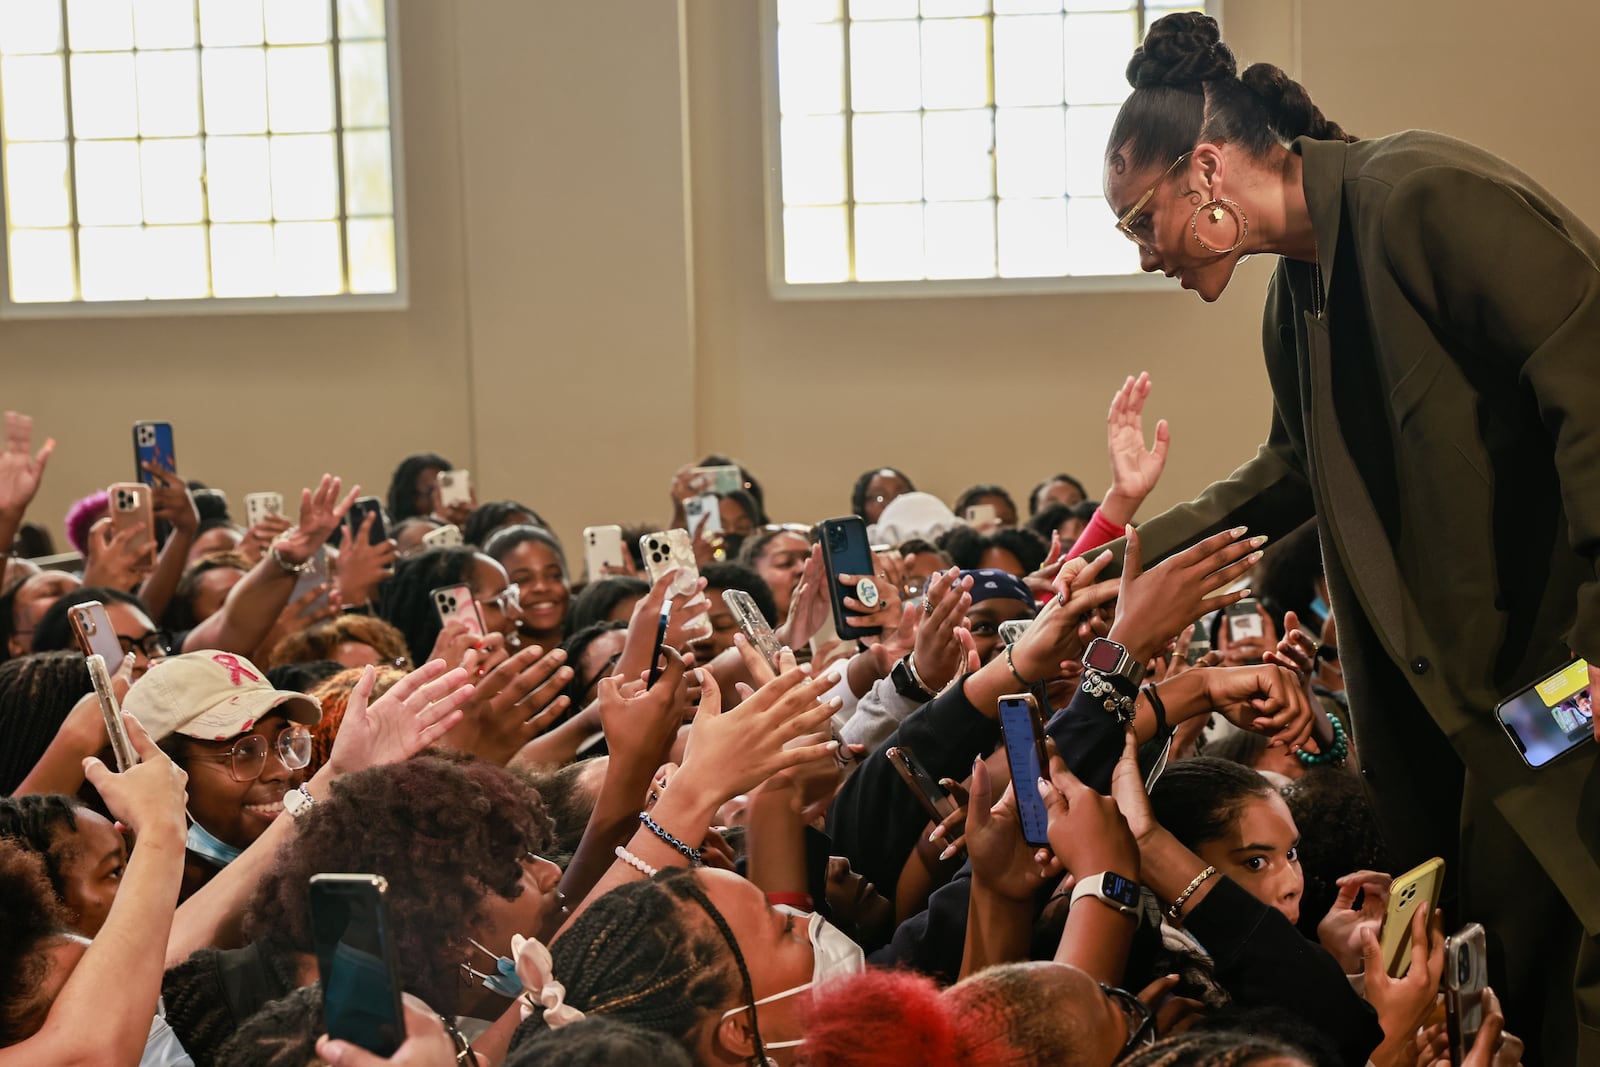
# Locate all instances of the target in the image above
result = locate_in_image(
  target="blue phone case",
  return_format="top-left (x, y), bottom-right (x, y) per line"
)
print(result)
top-left (133, 421), bottom-right (176, 485)
top-left (999, 696), bottom-right (1051, 847)
top-left (818, 516), bottom-right (881, 641)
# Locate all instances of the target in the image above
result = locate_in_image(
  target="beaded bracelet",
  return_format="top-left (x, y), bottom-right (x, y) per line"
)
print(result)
top-left (614, 845), bottom-right (659, 878)
top-left (639, 812), bottom-right (704, 866)
top-left (1005, 644), bottom-right (1035, 689)
top-left (1297, 712), bottom-right (1349, 767)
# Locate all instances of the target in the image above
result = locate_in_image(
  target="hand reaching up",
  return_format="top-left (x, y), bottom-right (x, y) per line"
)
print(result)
top-left (324, 659), bottom-right (475, 777)
top-left (0, 411), bottom-right (53, 520)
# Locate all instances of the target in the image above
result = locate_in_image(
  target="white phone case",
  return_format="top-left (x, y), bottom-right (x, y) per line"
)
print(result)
top-left (583, 525), bottom-right (626, 578)
top-left (684, 493), bottom-right (722, 538)
top-left (437, 470), bottom-right (473, 508)
top-left (640, 529), bottom-right (701, 599)
top-left (423, 524), bottom-right (464, 549)
top-left (245, 492), bottom-right (284, 529)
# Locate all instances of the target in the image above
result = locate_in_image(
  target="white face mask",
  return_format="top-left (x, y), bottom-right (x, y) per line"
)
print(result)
top-left (718, 905), bottom-right (865, 1052)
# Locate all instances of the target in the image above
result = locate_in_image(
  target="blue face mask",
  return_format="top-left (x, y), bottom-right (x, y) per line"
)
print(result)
top-left (462, 939), bottom-right (522, 998)
top-left (186, 821), bottom-right (242, 868)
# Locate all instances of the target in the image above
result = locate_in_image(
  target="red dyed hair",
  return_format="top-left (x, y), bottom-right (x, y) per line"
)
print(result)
top-left (800, 969), bottom-right (962, 1067)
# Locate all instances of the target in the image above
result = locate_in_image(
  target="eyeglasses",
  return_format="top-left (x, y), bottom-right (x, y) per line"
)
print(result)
top-left (476, 584), bottom-right (522, 616)
top-left (119, 631), bottom-right (173, 659)
top-left (1115, 152), bottom-right (1191, 252)
top-left (212, 726), bottom-right (312, 782)
top-left (1101, 984), bottom-right (1158, 1059)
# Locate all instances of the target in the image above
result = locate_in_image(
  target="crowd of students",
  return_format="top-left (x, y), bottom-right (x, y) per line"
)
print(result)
top-left (0, 364), bottom-right (1525, 1067)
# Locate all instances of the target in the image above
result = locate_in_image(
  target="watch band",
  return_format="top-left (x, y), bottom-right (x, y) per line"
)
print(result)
top-left (1069, 871), bottom-right (1140, 917)
top-left (1082, 671), bottom-right (1138, 725)
top-left (890, 657), bottom-right (934, 704)
top-left (283, 783), bottom-right (316, 819)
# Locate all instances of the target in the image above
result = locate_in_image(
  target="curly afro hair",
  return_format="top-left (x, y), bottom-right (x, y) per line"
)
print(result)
top-left (0, 839), bottom-right (72, 1044)
top-left (246, 755), bottom-right (554, 1015)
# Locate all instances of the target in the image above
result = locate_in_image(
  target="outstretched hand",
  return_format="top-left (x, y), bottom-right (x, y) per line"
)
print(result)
top-left (1104, 373), bottom-right (1169, 513)
top-left (325, 659), bottom-right (475, 777)
top-left (0, 411), bottom-right (53, 519)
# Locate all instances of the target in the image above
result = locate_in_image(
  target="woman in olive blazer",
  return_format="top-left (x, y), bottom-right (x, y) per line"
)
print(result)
top-left (1101, 13), bottom-right (1600, 1062)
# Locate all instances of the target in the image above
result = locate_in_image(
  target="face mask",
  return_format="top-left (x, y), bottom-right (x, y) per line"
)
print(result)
top-left (718, 905), bottom-right (865, 1052)
top-left (461, 938), bottom-right (523, 998)
top-left (186, 821), bottom-right (242, 868)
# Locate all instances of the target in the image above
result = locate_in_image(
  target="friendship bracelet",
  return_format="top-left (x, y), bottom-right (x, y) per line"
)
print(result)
top-left (614, 845), bottom-right (659, 879)
top-left (638, 812), bottom-right (704, 866)
top-left (1166, 865), bottom-right (1217, 924)
top-left (268, 541), bottom-right (312, 575)
top-left (1005, 644), bottom-right (1035, 689)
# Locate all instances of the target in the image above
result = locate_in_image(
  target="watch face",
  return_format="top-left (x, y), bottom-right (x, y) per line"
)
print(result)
top-left (1104, 873), bottom-right (1140, 909)
top-left (1085, 639), bottom-right (1126, 673)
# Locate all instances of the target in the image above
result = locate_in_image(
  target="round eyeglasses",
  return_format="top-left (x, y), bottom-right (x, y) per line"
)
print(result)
top-left (213, 726), bottom-right (313, 782)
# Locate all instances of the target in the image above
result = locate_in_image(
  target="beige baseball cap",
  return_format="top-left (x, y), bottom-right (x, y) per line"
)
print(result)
top-left (123, 650), bottom-right (321, 743)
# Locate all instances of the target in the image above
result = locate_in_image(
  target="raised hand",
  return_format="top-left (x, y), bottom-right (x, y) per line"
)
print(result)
top-left (324, 660), bottom-right (475, 777)
top-left (1040, 749), bottom-right (1139, 878)
top-left (316, 993), bottom-right (462, 1067)
top-left (1103, 372), bottom-right (1170, 520)
top-left (276, 474), bottom-right (360, 565)
top-left (142, 462), bottom-right (199, 538)
top-left (1010, 551), bottom-right (1120, 683)
top-left (443, 642), bottom-right (572, 765)
top-left (911, 568), bottom-right (973, 693)
top-left (967, 758), bottom-right (1054, 902)
top-left (0, 410), bottom-right (54, 519)
top-left (239, 512), bottom-right (293, 565)
top-left (82, 515), bottom-right (154, 590)
top-left (678, 668), bottom-right (842, 803)
top-left (1317, 869), bottom-right (1391, 974)
top-left (1109, 524), bottom-right (1261, 663)
top-left (598, 648), bottom-right (693, 775)
top-left (775, 543), bottom-right (829, 650)
top-left (81, 715), bottom-right (188, 842)
top-left (334, 511), bottom-right (398, 608)
top-left (1360, 904), bottom-right (1446, 1064)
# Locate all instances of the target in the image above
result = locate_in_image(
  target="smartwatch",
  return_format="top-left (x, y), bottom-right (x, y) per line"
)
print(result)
top-left (1082, 637), bottom-right (1146, 689)
top-left (1069, 871), bottom-right (1141, 917)
top-left (890, 657), bottom-right (935, 704)
top-left (282, 783), bottom-right (317, 819)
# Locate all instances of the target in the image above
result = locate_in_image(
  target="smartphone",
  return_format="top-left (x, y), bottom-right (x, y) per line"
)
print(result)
top-left (86, 653), bottom-right (137, 772)
top-left (1445, 922), bottom-right (1488, 1065)
top-left (887, 746), bottom-right (958, 824)
top-left (1379, 856), bottom-right (1445, 978)
top-left (1495, 658), bottom-right (1596, 768)
top-left (684, 493), bottom-right (722, 538)
top-left (310, 874), bottom-right (406, 1057)
top-left (1185, 628), bottom-right (1213, 666)
top-left (646, 602), bottom-right (672, 687)
top-left (723, 588), bottom-right (781, 669)
top-left (1224, 597), bottom-right (1264, 643)
top-left (998, 693), bottom-right (1051, 847)
top-left (107, 482), bottom-right (157, 568)
top-left (965, 503), bottom-right (998, 527)
top-left (345, 496), bottom-right (388, 546)
top-left (998, 620), bottom-right (1032, 647)
top-left (690, 464), bottom-right (743, 495)
top-left (817, 516), bottom-right (881, 641)
top-left (68, 599), bottom-right (126, 670)
top-left (132, 420), bottom-right (175, 485)
top-left (421, 524), bottom-right (463, 550)
top-left (436, 469), bottom-right (472, 510)
top-left (431, 583), bottom-right (485, 638)
top-left (290, 546), bottom-right (332, 611)
top-left (639, 529), bottom-right (701, 600)
top-left (244, 491), bottom-right (284, 529)
top-left (583, 525), bottom-right (626, 578)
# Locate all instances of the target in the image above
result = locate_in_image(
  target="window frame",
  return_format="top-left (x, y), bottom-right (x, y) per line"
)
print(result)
top-left (0, 0), bottom-right (409, 319)
top-left (759, 0), bottom-right (1213, 300)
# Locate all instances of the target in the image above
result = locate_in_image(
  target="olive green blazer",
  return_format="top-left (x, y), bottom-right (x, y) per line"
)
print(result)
top-left (1132, 130), bottom-right (1600, 932)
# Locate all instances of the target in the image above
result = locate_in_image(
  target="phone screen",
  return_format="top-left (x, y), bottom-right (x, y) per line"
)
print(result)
top-left (311, 875), bottom-right (405, 1056)
top-left (998, 695), bottom-right (1050, 846)
top-left (1497, 659), bottom-right (1594, 767)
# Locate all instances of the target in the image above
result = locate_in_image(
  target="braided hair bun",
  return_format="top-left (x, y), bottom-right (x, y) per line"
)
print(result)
top-left (1126, 12), bottom-right (1236, 90)
top-left (1240, 62), bottom-right (1357, 142)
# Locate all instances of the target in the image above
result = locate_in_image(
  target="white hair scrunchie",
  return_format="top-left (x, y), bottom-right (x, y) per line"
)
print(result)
top-left (511, 933), bottom-right (586, 1030)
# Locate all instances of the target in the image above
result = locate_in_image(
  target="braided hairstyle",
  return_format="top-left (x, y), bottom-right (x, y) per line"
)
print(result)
top-left (506, 1017), bottom-right (696, 1067)
top-left (0, 794), bottom-right (85, 906)
top-left (1108, 12), bottom-right (1354, 181)
top-left (508, 869), bottom-right (749, 1059)
top-left (0, 651), bottom-right (92, 794)
top-left (0, 839), bottom-right (72, 1045)
top-left (375, 546), bottom-right (477, 665)
top-left (1120, 1028), bottom-right (1314, 1067)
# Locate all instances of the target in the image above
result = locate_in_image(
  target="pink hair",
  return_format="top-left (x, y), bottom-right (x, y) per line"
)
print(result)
top-left (64, 491), bottom-right (109, 556)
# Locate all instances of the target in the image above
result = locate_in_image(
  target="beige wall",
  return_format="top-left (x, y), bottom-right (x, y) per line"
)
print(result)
top-left (8, 0), bottom-right (1599, 555)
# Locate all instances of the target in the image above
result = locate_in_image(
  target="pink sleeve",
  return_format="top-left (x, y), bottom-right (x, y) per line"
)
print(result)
top-left (1065, 508), bottom-right (1123, 560)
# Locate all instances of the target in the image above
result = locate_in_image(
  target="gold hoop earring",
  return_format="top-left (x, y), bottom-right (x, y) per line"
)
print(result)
top-left (1189, 197), bottom-right (1249, 255)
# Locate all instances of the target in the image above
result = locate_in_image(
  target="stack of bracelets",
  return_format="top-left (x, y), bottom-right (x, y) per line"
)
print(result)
top-left (1296, 711), bottom-right (1349, 767)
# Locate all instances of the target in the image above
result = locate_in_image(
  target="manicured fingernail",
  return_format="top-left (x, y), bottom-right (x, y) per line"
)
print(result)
top-left (1248, 551), bottom-right (1264, 564)
top-left (826, 740), bottom-right (840, 752)
top-left (827, 696), bottom-right (844, 709)
top-left (1036, 778), bottom-right (1051, 795)
top-left (938, 843), bottom-right (959, 861)
top-left (825, 672), bottom-right (842, 686)
top-left (929, 826), bottom-right (946, 843)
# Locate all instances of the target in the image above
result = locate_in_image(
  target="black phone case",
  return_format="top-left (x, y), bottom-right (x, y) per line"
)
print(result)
top-left (818, 516), bottom-right (881, 641)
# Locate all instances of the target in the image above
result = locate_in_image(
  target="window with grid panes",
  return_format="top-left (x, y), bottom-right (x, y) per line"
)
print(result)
top-left (772, 0), bottom-right (1203, 289)
top-left (0, 0), bottom-right (401, 310)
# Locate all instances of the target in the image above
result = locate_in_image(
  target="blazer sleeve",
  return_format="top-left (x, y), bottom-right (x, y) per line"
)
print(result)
top-left (1381, 167), bottom-right (1600, 661)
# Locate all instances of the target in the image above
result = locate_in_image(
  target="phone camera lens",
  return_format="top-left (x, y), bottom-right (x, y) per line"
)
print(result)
top-left (1457, 951), bottom-right (1471, 984)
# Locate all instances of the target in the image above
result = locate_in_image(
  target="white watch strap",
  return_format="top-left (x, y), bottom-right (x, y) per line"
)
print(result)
top-left (1069, 872), bottom-right (1138, 915)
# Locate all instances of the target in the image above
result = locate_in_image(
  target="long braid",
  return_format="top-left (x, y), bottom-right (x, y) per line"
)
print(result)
top-left (671, 875), bottom-right (769, 1065)
top-left (0, 794), bottom-right (84, 903)
top-left (0, 651), bottom-right (92, 794)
